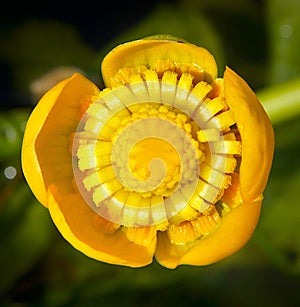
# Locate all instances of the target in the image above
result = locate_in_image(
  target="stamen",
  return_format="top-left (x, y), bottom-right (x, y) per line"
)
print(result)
top-left (136, 199), bottom-right (151, 225)
top-left (167, 221), bottom-right (200, 245)
top-left (200, 164), bottom-right (231, 189)
top-left (178, 73), bottom-right (194, 91)
top-left (197, 128), bottom-right (220, 142)
top-left (122, 225), bottom-right (156, 246)
top-left (191, 207), bottom-right (221, 235)
top-left (211, 110), bottom-right (236, 132)
top-left (212, 140), bottom-right (242, 155)
top-left (191, 81), bottom-right (213, 101)
top-left (92, 178), bottom-right (123, 206)
top-left (204, 97), bottom-right (227, 117)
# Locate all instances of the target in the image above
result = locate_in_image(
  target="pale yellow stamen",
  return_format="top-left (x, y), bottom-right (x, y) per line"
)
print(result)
top-left (167, 221), bottom-right (199, 245)
top-left (191, 81), bottom-right (213, 101)
top-left (92, 178), bottom-right (123, 206)
top-left (191, 206), bottom-right (221, 235)
top-left (177, 73), bottom-right (194, 91)
top-left (122, 225), bottom-right (156, 246)
top-left (197, 128), bottom-right (220, 142)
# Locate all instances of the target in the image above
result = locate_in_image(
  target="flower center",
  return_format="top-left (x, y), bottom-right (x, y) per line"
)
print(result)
top-left (109, 103), bottom-right (203, 200)
top-left (128, 137), bottom-right (180, 193)
top-left (72, 69), bottom-right (242, 239)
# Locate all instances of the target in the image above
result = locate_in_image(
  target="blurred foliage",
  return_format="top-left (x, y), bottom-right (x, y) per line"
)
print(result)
top-left (266, 0), bottom-right (300, 84)
top-left (0, 21), bottom-right (98, 102)
top-left (0, 0), bottom-right (300, 306)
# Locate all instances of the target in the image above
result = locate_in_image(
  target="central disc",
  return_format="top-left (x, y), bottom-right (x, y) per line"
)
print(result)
top-left (129, 137), bottom-right (179, 187)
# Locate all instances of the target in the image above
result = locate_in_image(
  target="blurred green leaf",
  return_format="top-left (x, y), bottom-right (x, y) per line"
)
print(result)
top-left (99, 2), bottom-right (225, 74)
top-left (0, 21), bottom-right (98, 97)
top-left (0, 183), bottom-right (54, 296)
top-left (266, 0), bottom-right (300, 84)
top-left (182, 0), bottom-right (268, 89)
top-left (253, 115), bottom-right (300, 275)
top-left (0, 179), bottom-right (29, 234)
top-left (0, 109), bottom-right (29, 160)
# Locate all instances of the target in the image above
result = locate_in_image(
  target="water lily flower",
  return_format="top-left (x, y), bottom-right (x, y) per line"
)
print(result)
top-left (22, 36), bottom-right (274, 268)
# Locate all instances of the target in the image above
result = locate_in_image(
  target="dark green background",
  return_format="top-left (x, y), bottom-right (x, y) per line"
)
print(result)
top-left (1, 0), bottom-right (299, 306)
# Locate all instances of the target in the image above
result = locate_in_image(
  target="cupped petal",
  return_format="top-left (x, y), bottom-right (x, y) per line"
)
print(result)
top-left (101, 39), bottom-right (218, 87)
top-left (48, 185), bottom-right (155, 267)
top-left (224, 67), bottom-right (274, 202)
top-left (155, 199), bottom-right (262, 268)
top-left (21, 73), bottom-right (100, 206)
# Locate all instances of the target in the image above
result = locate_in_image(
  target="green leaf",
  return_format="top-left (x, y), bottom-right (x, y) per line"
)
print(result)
top-left (266, 0), bottom-right (300, 84)
top-left (0, 183), bottom-right (54, 295)
top-left (0, 109), bottom-right (29, 160)
top-left (183, 0), bottom-right (268, 89)
top-left (0, 21), bottom-right (98, 97)
top-left (252, 115), bottom-right (300, 274)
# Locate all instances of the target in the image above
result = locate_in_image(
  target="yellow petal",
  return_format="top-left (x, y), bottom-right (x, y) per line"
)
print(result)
top-left (155, 199), bottom-right (262, 268)
top-left (22, 73), bottom-right (100, 207)
top-left (224, 67), bottom-right (274, 202)
top-left (48, 185), bottom-right (155, 267)
top-left (101, 39), bottom-right (218, 87)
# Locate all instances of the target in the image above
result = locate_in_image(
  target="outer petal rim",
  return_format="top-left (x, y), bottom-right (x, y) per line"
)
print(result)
top-left (21, 73), bottom-right (100, 206)
top-left (155, 199), bottom-right (262, 268)
top-left (224, 67), bottom-right (274, 202)
top-left (22, 76), bottom-right (71, 206)
top-left (48, 185), bottom-right (155, 267)
top-left (101, 39), bottom-right (218, 87)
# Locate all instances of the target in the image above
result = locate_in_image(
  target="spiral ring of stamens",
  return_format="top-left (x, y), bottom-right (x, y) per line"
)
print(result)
top-left (72, 77), bottom-right (239, 228)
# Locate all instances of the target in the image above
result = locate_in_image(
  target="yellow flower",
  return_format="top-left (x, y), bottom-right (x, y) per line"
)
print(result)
top-left (21, 37), bottom-right (274, 268)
